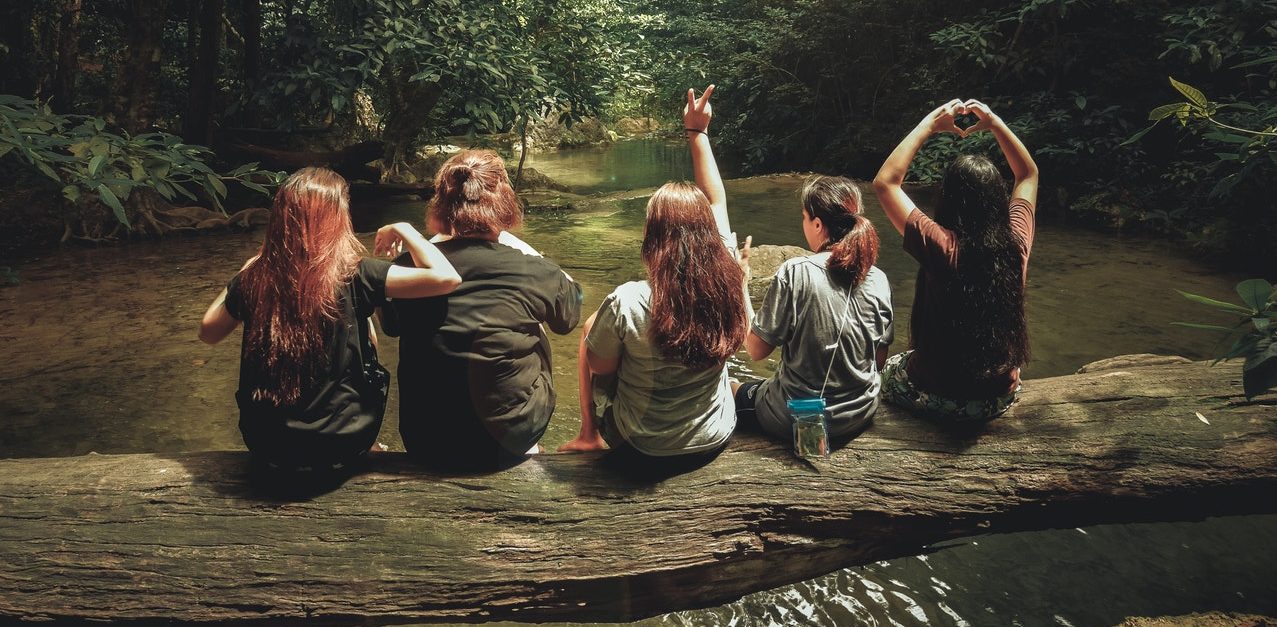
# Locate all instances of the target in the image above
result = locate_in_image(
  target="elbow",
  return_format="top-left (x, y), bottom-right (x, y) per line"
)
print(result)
top-left (197, 324), bottom-right (219, 345)
top-left (871, 175), bottom-right (897, 195)
top-left (440, 272), bottom-right (462, 293)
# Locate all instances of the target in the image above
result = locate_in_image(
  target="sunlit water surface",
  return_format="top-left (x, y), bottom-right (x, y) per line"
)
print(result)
top-left (1, 139), bottom-right (1273, 625)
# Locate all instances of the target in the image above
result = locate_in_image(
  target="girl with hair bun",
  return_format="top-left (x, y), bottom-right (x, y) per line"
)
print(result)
top-left (558, 85), bottom-right (750, 472)
top-left (872, 98), bottom-right (1038, 424)
top-left (382, 149), bottom-right (582, 470)
top-left (733, 175), bottom-right (895, 446)
top-left (198, 167), bottom-right (460, 472)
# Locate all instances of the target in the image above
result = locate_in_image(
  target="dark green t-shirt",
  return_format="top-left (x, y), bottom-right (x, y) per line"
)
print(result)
top-left (384, 238), bottom-right (582, 457)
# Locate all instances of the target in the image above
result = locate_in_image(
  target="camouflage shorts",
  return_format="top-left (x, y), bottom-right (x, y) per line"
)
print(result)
top-left (880, 351), bottom-right (1019, 423)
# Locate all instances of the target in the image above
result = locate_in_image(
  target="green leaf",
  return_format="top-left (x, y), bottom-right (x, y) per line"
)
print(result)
top-left (1074, 95), bottom-right (1087, 110)
top-left (1120, 124), bottom-right (1156, 147)
top-left (240, 180), bottom-right (270, 195)
top-left (88, 154), bottom-right (106, 177)
top-left (1176, 289), bottom-right (1253, 314)
top-left (206, 174), bottom-right (228, 198)
top-left (61, 185), bottom-right (80, 203)
top-left (97, 184), bottom-right (128, 226)
top-left (1242, 338), bottom-right (1277, 399)
top-left (1237, 279), bottom-right (1274, 312)
top-left (1170, 322), bottom-right (1234, 332)
top-left (1232, 54), bottom-right (1277, 69)
top-left (1148, 103), bottom-right (1187, 121)
top-left (1169, 76), bottom-right (1208, 108)
top-left (35, 160), bottom-right (59, 182)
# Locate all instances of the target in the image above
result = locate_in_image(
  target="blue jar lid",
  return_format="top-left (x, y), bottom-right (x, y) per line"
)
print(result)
top-left (786, 398), bottom-right (827, 412)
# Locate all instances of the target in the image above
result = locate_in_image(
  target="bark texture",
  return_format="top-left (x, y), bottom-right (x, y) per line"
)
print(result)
top-left (0, 357), bottom-right (1274, 624)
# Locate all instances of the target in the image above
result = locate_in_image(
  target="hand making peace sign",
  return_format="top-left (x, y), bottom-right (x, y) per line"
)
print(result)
top-left (684, 84), bottom-right (715, 134)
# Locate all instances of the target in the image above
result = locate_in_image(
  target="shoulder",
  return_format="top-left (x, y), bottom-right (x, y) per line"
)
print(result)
top-left (611, 280), bottom-right (651, 303)
top-left (861, 266), bottom-right (892, 298)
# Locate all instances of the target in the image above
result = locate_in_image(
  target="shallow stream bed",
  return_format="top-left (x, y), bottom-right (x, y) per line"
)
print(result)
top-left (1, 139), bottom-right (1273, 625)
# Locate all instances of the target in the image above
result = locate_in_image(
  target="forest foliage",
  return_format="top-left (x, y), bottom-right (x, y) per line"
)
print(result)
top-left (0, 0), bottom-right (1274, 268)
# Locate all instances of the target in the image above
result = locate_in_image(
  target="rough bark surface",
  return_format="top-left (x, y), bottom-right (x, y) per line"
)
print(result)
top-left (0, 357), bottom-right (1274, 624)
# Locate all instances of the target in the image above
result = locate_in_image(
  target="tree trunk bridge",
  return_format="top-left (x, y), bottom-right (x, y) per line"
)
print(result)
top-left (1, 356), bottom-right (1274, 624)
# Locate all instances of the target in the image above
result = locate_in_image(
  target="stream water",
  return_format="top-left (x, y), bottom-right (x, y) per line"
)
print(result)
top-left (1, 139), bottom-right (1274, 625)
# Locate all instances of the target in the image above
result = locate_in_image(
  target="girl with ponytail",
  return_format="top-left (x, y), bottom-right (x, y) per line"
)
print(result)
top-left (558, 85), bottom-right (749, 471)
top-left (733, 175), bottom-right (895, 445)
top-left (198, 167), bottom-right (461, 472)
top-left (382, 149), bottom-right (582, 470)
top-left (872, 99), bottom-right (1038, 424)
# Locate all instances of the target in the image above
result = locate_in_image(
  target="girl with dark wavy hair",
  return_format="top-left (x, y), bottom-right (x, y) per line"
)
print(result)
top-left (198, 167), bottom-right (460, 471)
top-left (872, 99), bottom-right (1039, 423)
top-left (382, 149), bottom-right (582, 470)
top-left (733, 175), bottom-right (894, 446)
top-left (559, 85), bottom-right (749, 471)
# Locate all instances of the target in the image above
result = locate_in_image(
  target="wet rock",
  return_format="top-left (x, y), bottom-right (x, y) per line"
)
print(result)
top-left (747, 244), bottom-right (809, 300)
top-left (1077, 354), bottom-right (1193, 374)
top-left (520, 189), bottom-right (590, 213)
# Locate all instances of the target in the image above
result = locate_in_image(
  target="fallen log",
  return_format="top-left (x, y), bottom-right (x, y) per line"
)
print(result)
top-left (1, 356), bottom-right (1274, 624)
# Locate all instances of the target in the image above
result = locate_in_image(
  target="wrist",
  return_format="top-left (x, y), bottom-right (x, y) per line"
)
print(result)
top-left (685, 128), bottom-right (708, 136)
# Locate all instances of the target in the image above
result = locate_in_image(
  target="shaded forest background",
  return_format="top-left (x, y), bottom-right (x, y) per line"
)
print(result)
top-left (0, 0), bottom-right (1273, 270)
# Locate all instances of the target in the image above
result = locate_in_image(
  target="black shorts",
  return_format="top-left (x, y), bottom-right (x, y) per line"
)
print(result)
top-left (733, 379), bottom-right (764, 431)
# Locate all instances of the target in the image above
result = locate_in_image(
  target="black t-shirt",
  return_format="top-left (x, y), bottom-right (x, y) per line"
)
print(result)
top-left (384, 238), bottom-right (582, 456)
top-left (225, 257), bottom-right (392, 465)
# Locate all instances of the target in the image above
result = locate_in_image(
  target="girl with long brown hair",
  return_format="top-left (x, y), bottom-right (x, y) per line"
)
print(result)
top-left (558, 85), bottom-right (749, 469)
top-left (381, 149), bottom-right (582, 470)
top-left (872, 99), bottom-right (1038, 424)
top-left (199, 167), bottom-right (460, 471)
top-left (733, 175), bottom-right (894, 446)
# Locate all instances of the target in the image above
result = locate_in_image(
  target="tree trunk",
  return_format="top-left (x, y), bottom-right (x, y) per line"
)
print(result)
top-left (184, 0), bottom-right (224, 145)
top-left (515, 114), bottom-right (529, 190)
top-left (0, 357), bottom-right (1273, 624)
top-left (240, 0), bottom-right (261, 127)
top-left (116, 0), bottom-right (166, 133)
top-left (379, 67), bottom-right (443, 177)
top-left (50, 0), bottom-right (82, 114)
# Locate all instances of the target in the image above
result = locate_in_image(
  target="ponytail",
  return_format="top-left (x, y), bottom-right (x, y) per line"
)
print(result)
top-left (800, 175), bottom-right (879, 286)
top-left (828, 214), bottom-right (879, 286)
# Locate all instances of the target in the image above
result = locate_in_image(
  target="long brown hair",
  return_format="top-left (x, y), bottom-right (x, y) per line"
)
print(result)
top-left (238, 167), bottom-right (363, 405)
top-left (642, 182), bottom-right (747, 370)
top-left (800, 176), bottom-right (879, 286)
top-left (430, 149), bottom-right (521, 237)
top-left (920, 154), bottom-right (1030, 377)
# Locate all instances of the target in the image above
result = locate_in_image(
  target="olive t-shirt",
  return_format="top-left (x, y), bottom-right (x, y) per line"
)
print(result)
top-left (384, 239), bottom-right (582, 456)
top-left (224, 257), bottom-right (392, 465)
top-left (902, 198), bottom-right (1035, 398)
top-left (586, 280), bottom-right (736, 456)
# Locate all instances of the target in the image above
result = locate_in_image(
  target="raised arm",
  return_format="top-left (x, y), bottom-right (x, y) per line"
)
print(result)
top-left (872, 99), bottom-right (964, 236)
top-left (374, 222), bottom-right (462, 299)
top-left (684, 85), bottom-right (731, 243)
top-left (963, 99), bottom-right (1039, 205)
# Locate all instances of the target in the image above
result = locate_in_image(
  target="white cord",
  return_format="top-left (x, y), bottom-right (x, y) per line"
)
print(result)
top-left (819, 282), bottom-right (856, 399)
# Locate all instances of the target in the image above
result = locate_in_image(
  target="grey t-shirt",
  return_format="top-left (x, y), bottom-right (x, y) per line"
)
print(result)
top-left (752, 254), bottom-right (894, 437)
top-left (586, 280), bottom-right (735, 456)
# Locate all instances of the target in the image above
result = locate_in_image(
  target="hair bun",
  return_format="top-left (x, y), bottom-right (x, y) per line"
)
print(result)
top-left (462, 177), bottom-right (483, 202)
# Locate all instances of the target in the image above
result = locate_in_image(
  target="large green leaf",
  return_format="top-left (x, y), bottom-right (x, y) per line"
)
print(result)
top-left (88, 154), bottom-right (106, 177)
top-left (1237, 279), bottom-right (1273, 312)
top-left (97, 184), bottom-right (128, 226)
top-left (1169, 76), bottom-right (1208, 108)
top-left (1176, 289), bottom-right (1253, 314)
top-left (1148, 103), bottom-right (1187, 121)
